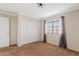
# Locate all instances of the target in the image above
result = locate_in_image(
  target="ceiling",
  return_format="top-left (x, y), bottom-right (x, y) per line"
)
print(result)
top-left (0, 3), bottom-right (79, 19)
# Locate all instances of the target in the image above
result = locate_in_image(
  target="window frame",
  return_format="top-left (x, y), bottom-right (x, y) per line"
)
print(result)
top-left (45, 19), bottom-right (62, 34)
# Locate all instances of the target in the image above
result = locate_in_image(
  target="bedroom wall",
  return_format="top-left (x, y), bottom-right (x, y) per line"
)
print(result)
top-left (44, 9), bottom-right (79, 52)
top-left (17, 15), bottom-right (41, 46)
top-left (42, 17), bottom-right (61, 46)
top-left (46, 34), bottom-right (60, 46)
top-left (40, 18), bottom-right (60, 46)
top-left (64, 9), bottom-right (79, 52)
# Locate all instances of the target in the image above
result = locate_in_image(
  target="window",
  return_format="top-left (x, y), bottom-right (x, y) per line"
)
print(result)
top-left (45, 19), bottom-right (62, 34)
top-left (45, 22), bottom-right (52, 34)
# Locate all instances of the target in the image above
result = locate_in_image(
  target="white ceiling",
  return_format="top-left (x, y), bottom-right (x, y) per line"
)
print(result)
top-left (0, 3), bottom-right (79, 19)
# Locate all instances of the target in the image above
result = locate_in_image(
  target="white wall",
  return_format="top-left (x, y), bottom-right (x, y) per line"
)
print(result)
top-left (17, 15), bottom-right (41, 46)
top-left (46, 34), bottom-right (60, 46)
top-left (64, 10), bottom-right (79, 52)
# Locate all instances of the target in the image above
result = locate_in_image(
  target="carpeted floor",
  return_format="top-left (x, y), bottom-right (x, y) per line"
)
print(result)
top-left (0, 41), bottom-right (79, 56)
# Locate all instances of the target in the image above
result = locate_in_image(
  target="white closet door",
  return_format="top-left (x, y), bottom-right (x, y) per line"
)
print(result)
top-left (0, 17), bottom-right (9, 47)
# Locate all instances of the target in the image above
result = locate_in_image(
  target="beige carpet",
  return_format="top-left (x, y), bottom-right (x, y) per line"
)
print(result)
top-left (0, 42), bottom-right (79, 56)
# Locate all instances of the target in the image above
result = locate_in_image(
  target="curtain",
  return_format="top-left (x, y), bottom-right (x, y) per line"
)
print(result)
top-left (43, 20), bottom-right (46, 42)
top-left (59, 16), bottom-right (67, 48)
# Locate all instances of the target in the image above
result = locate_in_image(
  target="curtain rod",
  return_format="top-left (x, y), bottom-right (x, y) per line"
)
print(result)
top-left (47, 20), bottom-right (60, 23)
